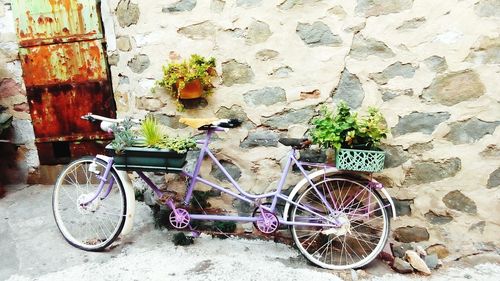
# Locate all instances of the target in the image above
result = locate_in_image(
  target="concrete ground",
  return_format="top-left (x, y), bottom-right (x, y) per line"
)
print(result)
top-left (1, 184), bottom-right (499, 281)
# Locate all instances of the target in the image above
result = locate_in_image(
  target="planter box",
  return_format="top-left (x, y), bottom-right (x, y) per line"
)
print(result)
top-left (335, 148), bottom-right (385, 173)
top-left (105, 144), bottom-right (187, 173)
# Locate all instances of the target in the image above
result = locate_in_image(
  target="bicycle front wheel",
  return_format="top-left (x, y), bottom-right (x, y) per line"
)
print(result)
top-left (290, 177), bottom-right (389, 269)
top-left (52, 157), bottom-right (126, 251)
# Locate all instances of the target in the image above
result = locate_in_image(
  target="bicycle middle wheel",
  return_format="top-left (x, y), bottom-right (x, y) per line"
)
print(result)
top-left (290, 177), bottom-right (389, 269)
top-left (52, 157), bottom-right (127, 251)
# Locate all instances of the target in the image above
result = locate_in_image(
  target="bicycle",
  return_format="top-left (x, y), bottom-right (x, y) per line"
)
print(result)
top-left (52, 113), bottom-right (396, 270)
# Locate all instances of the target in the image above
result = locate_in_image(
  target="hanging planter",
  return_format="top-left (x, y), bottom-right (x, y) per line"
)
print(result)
top-left (105, 145), bottom-right (187, 172)
top-left (310, 101), bottom-right (389, 173)
top-left (155, 54), bottom-right (217, 110)
top-left (177, 79), bottom-right (203, 99)
top-left (335, 148), bottom-right (385, 172)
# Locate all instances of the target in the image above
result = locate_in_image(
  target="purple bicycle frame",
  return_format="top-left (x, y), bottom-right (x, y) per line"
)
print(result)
top-left (134, 127), bottom-right (345, 228)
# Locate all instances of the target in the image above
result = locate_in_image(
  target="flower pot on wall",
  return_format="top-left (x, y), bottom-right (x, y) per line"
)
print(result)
top-left (178, 79), bottom-right (203, 99)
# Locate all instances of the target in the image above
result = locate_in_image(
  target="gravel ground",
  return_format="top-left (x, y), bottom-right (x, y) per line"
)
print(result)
top-left (1, 185), bottom-right (499, 281)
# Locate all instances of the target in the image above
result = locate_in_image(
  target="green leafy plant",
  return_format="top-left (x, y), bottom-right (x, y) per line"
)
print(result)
top-left (139, 116), bottom-right (166, 147)
top-left (110, 118), bottom-right (137, 153)
top-left (310, 102), bottom-right (388, 150)
top-left (155, 54), bottom-right (217, 109)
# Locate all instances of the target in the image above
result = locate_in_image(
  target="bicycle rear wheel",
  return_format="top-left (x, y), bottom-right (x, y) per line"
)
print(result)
top-left (290, 177), bottom-right (389, 269)
top-left (52, 157), bottom-right (126, 251)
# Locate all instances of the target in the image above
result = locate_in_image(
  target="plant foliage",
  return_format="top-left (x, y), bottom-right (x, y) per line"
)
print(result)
top-left (155, 54), bottom-right (217, 109)
top-left (310, 102), bottom-right (388, 150)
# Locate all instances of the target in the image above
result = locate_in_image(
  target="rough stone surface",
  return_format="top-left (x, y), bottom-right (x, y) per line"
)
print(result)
top-left (13, 102), bottom-right (29, 112)
top-left (480, 144), bottom-right (500, 158)
top-left (393, 199), bottom-right (412, 216)
top-left (116, 36), bottom-right (132, 52)
top-left (115, 0), bottom-right (140, 27)
top-left (407, 141), bottom-right (434, 155)
top-left (422, 70), bottom-right (486, 106)
top-left (392, 243), bottom-right (414, 258)
top-left (221, 60), bottom-right (255, 86)
top-left (233, 199), bottom-right (253, 215)
top-left (442, 190), bottom-right (477, 215)
top-left (255, 49), bottom-right (279, 61)
top-left (394, 226), bottom-right (430, 243)
top-left (426, 244), bottom-right (449, 259)
top-left (349, 34), bottom-right (395, 59)
top-left (0, 78), bottom-right (21, 98)
top-left (136, 97), bottom-right (164, 111)
top-left (296, 22), bottom-right (342, 47)
top-left (381, 88), bottom-right (413, 101)
top-left (300, 89), bottom-right (320, 99)
top-left (486, 167), bottom-right (500, 188)
top-left (127, 54), bottom-right (150, 73)
top-left (240, 130), bottom-right (280, 148)
top-left (392, 257), bottom-right (414, 274)
top-left (392, 112), bottom-right (450, 136)
top-left (355, 0), bottom-right (414, 17)
top-left (153, 114), bottom-right (187, 129)
top-left (236, 0), bottom-right (262, 7)
top-left (246, 21), bottom-right (271, 45)
top-left (474, 0), bottom-right (500, 17)
top-left (381, 144), bottom-right (409, 168)
top-left (243, 87), bottom-right (286, 106)
top-left (163, 0), bottom-right (197, 13)
top-left (270, 66), bottom-right (293, 78)
top-left (424, 254), bottom-right (439, 270)
top-left (370, 62), bottom-right (417, 85)
top-left (179, 98), bottom-right (208, 109)
top-left (469, 221), bottom-right (486, 233)
top-left (298, 149), bottom-right (326, 163)
top-left (466, 36), bottom-right (500, 64)
top-left (215, 105), bottom-right (252, 128)
top-left (11, 120), bottom-right (35, 145)
top-left (210, 160), bottom-right (241, 182)
top-left (261, 107), bottom-right (315, 130)
top-left (424, 55), bottom-right (448, 72)
top-left (178, 21), bottom-right (217, 40)
top-left (210, 0), bottom-right (225, 13)
top-left (445, 118), bottom-right (499, 144)
top-left (397, 17), bottom-right (426, 30)
top-left (424, 211), bottom-right (453, 224)
top-left (107, 52), bottom-right (119, 66)
top-left (331, 69), bottom-right (364, 109)
top-left (405, 158), bottom-right (461, 185)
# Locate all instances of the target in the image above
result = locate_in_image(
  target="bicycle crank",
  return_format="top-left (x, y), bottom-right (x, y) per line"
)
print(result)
top-left (169, 208), bottom-right (190, 229)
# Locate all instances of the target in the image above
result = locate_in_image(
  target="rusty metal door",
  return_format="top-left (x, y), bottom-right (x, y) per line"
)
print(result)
top-left (12, 0), bottom-right (115, 164)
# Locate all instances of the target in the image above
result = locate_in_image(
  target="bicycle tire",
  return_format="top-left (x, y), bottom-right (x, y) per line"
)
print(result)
top-left (52, 157), bottom-right (127, 251)
top-left (290, 177), bottom-right (390, 269)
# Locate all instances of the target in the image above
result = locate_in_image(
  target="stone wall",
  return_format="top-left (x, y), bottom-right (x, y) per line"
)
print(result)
top-left (0, 0), bottom-right (39, 183)
top-left (106, 0), bottom-right (500, 257)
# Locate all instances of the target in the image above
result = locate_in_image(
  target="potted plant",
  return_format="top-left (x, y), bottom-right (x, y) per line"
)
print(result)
top-left (155, 54), bottom-right (217, 110)
top-left (105, 116), bottom-right (196, 172)
top-left (310, 102), bottom-right (388, 172)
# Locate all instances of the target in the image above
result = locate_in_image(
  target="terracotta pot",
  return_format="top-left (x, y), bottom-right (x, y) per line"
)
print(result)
top-left (177, 79), bottom-right (203, 99)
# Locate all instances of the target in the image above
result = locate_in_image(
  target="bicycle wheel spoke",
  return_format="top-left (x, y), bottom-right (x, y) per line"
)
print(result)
top-left (53, 158), bottom-right (126, 251)
top-left (291, 177), bottom-right (389, 269)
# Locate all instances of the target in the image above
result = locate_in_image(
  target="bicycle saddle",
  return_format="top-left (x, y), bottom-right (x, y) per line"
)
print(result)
top-left (278, 138), bottom-right (311, 149)
top-left (179, 118), bottom-right (242, 130)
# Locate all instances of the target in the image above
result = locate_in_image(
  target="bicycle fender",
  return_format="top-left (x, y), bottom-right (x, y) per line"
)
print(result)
top-left (95, 154), bottom-right (136, 236)
top-left (282, 167), bottom-right (396, 220)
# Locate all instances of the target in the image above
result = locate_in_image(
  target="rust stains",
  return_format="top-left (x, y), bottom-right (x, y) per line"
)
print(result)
top-left (14, 0), bottom-right (102, 47)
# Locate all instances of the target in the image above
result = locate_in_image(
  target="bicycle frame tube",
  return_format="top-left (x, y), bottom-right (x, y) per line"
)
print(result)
top-left (81, 156), bottom-right (115, 205)
top-left (179, 128), bottom-right (340, 226)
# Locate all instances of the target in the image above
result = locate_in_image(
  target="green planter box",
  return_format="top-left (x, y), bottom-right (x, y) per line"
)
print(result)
top-left (335, 148), bottom-right (385, 173)
top-left (105, 144), bottom-right (187, 173)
